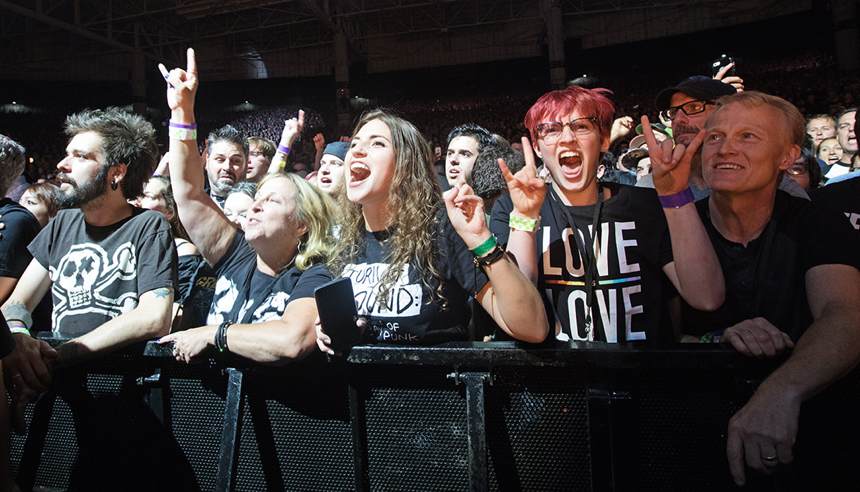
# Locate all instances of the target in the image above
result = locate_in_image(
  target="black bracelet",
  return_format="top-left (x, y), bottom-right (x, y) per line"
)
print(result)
top-left (473, 244), bottom-right (506, 268)
top-left (216, 320), bottom-right (233, 353)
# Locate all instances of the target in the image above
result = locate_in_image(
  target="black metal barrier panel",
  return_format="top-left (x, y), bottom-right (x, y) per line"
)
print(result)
top-left (9, 339), bottom-right (860, 491)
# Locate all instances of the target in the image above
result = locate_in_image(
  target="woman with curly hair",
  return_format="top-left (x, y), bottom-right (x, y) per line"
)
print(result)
top-left (317, 109), bottom-right (548, 350)
top-left (157, 49), bottom-right (336, 365)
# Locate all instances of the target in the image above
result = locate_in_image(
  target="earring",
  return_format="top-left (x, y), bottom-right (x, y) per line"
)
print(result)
top-left (111, 181), bottom-right (118, 191)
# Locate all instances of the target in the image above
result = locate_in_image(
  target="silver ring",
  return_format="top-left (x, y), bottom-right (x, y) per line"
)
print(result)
top-left (11, 373), bottom-right (22, 379)
top-left (762, 455), bottom-right (777, 461)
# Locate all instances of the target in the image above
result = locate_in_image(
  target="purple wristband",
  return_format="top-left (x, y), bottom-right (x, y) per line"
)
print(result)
top-left (277, 144), bottom-right (291, 154)
top-left (658, 188), bottom-right (694, 208)
top-left (169, 121), bottom-right (197, 130)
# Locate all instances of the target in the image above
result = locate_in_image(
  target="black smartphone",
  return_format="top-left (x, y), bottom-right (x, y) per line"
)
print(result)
top-left (711, 54), bottom-right (735, 77)
top-left (314, 277), bottom-right (361, 352)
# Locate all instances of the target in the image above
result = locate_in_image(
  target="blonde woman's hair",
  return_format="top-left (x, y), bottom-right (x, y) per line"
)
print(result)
top-left (330, 109), bottom-right (444, 306)
top-left (257, 173), bottom-right (336, 270)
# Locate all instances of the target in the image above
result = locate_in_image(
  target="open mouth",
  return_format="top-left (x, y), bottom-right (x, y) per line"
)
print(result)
top-left (350, 162), bottom-right (370, 185)
top-left (320, 176), bottom-right (332, 185)
top-left (557, 150), bottom-right (583, 178)
top-left (715, 163), bottom-right (742, 170)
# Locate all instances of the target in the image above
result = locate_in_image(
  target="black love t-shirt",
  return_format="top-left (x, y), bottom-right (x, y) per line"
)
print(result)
top-left (491, 183), bottom-right (675, 343)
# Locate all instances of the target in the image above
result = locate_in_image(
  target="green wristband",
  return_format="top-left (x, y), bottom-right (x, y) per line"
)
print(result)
top-left (470, 235), bottom-right (498, 257)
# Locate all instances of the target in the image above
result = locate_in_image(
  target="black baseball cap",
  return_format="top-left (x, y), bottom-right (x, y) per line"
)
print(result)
top-left (655, 76), bottom-right (737, 111)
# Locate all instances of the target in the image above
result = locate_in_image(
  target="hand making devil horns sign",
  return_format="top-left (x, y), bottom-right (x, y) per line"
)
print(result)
top-left (158, 48), bottom-right (198, 117)
top-left (640, 114), bottom-right (705, 197)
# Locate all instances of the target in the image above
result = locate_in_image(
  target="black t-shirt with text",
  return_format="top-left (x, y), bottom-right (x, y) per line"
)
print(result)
top-left (810, 176), bottom-right (860, 233)
top-left (490, 183), bottom-right (674, 343)
top-left (340, 211), bottom-right (488, 345)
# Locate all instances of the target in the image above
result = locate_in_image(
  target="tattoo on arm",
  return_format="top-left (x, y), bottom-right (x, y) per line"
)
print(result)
top-left (2, 300), bottom-right (33, 330)
top-left (152, 287), bottom-right (173, 299)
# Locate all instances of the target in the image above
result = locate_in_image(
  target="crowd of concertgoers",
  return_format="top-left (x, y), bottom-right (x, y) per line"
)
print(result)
top-left (0, 46), bottom-right (859, 491)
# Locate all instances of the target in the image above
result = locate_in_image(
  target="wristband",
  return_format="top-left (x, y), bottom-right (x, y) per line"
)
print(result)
top-left (277, 144), bottom-right (291, 154)
top-left (169, 127), bottom-right (198, 141)
top-left (470, 235), bottom-right (498, 257)
top-left (168, 121), bottom-right (198, 130)
top-left (9, 325), bottom-right (30, 336)
top-left (278, 160), bottom-right (287, 169)
top-left (699, 328), bottom-right (725, 343)
top-left (658, 187), bottom-right (694, 208)
top-left (509, 214), bottom-right (540, 232)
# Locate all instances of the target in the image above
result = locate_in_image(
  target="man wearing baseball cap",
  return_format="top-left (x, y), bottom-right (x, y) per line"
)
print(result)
top-left (638, 75), bottom-right (808, 199)
top-left (637, 76), bottom-right (737, 198)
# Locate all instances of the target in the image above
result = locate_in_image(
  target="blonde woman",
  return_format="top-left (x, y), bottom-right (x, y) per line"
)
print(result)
top-left (157, 49), bottom-right (335, 364)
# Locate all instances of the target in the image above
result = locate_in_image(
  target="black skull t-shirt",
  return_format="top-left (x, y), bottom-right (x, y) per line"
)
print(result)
top-left (29, 208), bottom-right (177, 338)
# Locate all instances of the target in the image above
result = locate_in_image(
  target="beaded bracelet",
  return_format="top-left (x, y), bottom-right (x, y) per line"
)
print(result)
top-left (473, 244), bottom-right (506, 268)
top-left (215, 320), bottom-right (233, 352)
top-left (470, 235), bottom-right (498, 257)
top-left (169, 121), bottom-right (198, 141)
top-left (509, 214), bottom-right (540, 232)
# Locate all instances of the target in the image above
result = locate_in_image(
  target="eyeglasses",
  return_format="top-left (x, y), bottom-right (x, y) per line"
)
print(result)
top-left (535, 117), bottom-right (598, 142)
top-left (661, 100), bottom-right (714, 121)
top-left (249, 151), bottom-right (266, 158)
top-left (786, 163), bottom-right (808, 175)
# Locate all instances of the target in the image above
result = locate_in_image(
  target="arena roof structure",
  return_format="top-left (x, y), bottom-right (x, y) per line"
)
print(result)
top-left (1, 0), bottom-right (811, 81)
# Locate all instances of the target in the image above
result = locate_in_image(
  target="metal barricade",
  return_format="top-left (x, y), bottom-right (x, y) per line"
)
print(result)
top-left (10, 339), bottom-right (860, 491)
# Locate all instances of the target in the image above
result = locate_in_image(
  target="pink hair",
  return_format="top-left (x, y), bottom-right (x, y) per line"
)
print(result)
top-left (524, 86), bottom-right (616, 144)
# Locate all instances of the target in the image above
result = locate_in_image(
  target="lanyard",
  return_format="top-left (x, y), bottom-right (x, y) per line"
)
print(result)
top-left (549, 185), bottom-right (604, 341)
top-left (226, 259), bottom-right (284, 325)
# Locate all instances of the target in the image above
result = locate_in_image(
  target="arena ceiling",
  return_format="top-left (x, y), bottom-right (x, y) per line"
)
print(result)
top-left (0, 0), bottom-right (808, 80)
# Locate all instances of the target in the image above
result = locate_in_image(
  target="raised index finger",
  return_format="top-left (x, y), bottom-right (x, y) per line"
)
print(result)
top-left (186, 48), bottom-right (197, 76)
top-left (521, 136), bottom-right (538, 170)
top-left (639, 115), bottom-right (661, 154)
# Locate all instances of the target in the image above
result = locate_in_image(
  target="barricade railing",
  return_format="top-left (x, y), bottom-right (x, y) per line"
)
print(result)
top-left (9, 338), bottom-right (859, 491)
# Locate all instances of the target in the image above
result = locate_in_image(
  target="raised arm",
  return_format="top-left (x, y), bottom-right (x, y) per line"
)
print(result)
top-left (312, 133), bottom-right (325, 171)
top-left (495, 136), bottom-right (547, 285)
top-left (445, 183), bottom-right (549, 343)
top-left (726, 264), bottom-right (860, 486)
top-left (641, 115), bottom-right (725, 311)
top-left (159, 48), bottom-right (236, 266)
top-left (268, 111), bottom-right (305, 173)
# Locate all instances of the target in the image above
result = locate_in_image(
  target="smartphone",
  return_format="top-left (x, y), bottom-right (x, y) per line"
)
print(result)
top-left (314, 277), bottom-right (361, 352)
top-left (712, 54), bottom-right (735, 77)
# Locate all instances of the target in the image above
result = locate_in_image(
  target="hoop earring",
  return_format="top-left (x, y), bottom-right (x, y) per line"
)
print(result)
top-left (111, 181), bottom-right (118, 191)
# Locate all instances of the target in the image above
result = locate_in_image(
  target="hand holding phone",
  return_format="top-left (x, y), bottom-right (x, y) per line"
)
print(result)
top-left (712, 54), bottom-right (735, 77)
top-left (314, 277), bottom-right (361, 353)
